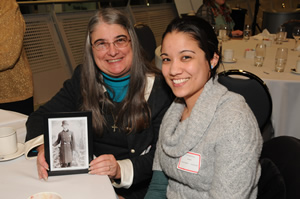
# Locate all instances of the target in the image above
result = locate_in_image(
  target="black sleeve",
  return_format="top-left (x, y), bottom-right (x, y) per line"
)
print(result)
top-left (25, 65), bottom-right (82, 142)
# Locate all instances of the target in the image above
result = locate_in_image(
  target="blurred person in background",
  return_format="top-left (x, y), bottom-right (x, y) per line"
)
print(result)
top-left (0, 0), bottom-right (34, 115)
top-left (196, 0), bottom-right (243, 37)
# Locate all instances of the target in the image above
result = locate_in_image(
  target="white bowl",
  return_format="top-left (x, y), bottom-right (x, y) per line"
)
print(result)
top-left (27, 192), bottom-right (62, 199)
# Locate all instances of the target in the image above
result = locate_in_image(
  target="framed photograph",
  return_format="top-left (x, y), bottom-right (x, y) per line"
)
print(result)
top-left (43, 111), bottom-right (93, 176)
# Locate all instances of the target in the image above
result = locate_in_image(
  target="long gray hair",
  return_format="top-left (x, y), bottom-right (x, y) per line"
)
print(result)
top-left (80, 8), bottom-right (159, 135)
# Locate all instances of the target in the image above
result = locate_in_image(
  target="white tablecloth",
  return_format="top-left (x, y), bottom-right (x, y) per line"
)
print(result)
top-left (155, 38), bottom-right (300, 139)
top-left (0, 109), bottom-right (116, 198)
top-left (0, 156), bottom-right (116, 199)
top-left (221, 38), bottom-right (300, 139)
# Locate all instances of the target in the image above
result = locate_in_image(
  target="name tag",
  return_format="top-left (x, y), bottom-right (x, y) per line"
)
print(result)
top-left (177, 152), bottom-right (201, 173)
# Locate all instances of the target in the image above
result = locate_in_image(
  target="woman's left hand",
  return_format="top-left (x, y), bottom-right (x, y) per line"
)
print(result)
top-left (89, 154), bottom-right (121, 180)
top-left (231, 30), bottom-right (243, 37)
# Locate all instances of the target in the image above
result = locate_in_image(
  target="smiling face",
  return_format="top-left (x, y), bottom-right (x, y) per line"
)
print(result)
top-left (161, 31), bottom-right (211, 106)
top-left (91, 23), bottom-right (133, 77)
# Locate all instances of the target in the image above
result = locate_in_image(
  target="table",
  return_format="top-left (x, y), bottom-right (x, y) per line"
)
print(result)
top-left (221, 38), bottom-right (300, 139)
top-left (0, 109), bottom-right (116, 199)
top-left (155, 38), bottom-right (300, 139)
top-left (0, 157), bottom-right (116, 199)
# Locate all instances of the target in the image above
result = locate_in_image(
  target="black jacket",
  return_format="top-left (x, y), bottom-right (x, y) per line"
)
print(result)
top-left (26, 65), bottom-right (174, 199)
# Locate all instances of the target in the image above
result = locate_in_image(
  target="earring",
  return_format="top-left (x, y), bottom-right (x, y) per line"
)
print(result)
top-left (210, 65), bottom-right (214, 69)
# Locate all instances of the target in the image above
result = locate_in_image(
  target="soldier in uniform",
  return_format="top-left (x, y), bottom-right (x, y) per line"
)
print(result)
top-left (53, 120), bottom-right (75, 167)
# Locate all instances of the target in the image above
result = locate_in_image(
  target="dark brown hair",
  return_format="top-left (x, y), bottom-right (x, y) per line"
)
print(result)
top-left (162, 16), bottom-right (220, 79)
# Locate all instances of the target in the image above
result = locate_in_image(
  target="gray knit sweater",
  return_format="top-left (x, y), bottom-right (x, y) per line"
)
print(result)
top-left (153, 78), bottom-right (263, 199)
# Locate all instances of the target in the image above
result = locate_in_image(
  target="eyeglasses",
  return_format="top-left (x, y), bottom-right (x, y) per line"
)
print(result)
top-left (92, 36), bottom-right (131, 51)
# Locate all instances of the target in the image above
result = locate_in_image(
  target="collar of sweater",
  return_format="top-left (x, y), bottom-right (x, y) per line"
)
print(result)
top-left (101, 72), bottom-right (130, 102)
top-left (160, 77), bottom-right (227, 157)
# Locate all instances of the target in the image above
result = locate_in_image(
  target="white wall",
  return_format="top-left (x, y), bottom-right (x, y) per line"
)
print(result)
top-left (174, 0), bottom-right (203, 16)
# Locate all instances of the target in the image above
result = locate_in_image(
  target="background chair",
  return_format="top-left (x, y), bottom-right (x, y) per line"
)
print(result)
top-left (134, 23), bottom-right (157, 62)
top-left (257, 157), bottom-right (286, 199)
top-left (281, 19), bottom-right (300, 39)
top-left (260, 136), bottom-right (300, 199)
top-left (218, 69), bottom-right (274, 141)
top-left (230, 7), bottom-right (247, 31)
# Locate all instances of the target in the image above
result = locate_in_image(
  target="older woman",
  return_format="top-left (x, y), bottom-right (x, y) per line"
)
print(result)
top-left (196, 0), bottom-right (243, 37)
top-left (145, 16), bottom-right (262, 198)
top-left (25, 8), bottom-right (173, 199)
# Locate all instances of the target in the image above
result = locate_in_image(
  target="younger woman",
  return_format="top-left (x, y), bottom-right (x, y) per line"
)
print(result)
top-left (145, 16), bottom-right (262, 198)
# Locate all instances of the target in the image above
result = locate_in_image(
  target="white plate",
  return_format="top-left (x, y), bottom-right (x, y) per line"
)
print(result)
top-left (27, 192), bottom-right (63, 199)
top-left (291, 68), bottom-right (300, 75)
top-left (223, 58), bottom-right (237, 63)
top-left (0, 143), bottom-right (25, 161)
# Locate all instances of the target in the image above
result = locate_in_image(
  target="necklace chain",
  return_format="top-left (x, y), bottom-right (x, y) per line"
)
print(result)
top-left (111, 112), bottom-right (118, 132)
top-left (109, 104), bottom-right (131, 132)
top-left (110, 103), bottom-right (118, 132)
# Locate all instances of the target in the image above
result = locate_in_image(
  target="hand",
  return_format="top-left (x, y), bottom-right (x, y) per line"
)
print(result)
top-left (89, 154), bottom-right (121, 180)
top-left (231, 30), bottom-right (243, 37)
top-left (36, 144), bottom-right (49, 180)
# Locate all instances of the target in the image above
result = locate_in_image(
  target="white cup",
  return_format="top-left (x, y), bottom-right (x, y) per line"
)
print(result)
top-left (27, 192), bottom-right (62, 199)
top-left (219, 28), bottom-right (229, 41)
top-left (223, 49), bottom-right (234, 61)
top-left (0, 127), bottom-right (17, 156)
top-left (296, 60), bottom-right (300, 72)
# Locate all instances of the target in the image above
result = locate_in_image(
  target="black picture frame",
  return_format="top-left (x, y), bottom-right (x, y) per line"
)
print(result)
top-left (43, 111), bottom-right (93, 176)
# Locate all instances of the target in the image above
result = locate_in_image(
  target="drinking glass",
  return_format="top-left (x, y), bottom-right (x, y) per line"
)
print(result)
top-left (276, 26), bottom-right (286, 44)
top-left (243, 24), bottom-right (251, 41)
top-left (218, 25), bottom-right (230, 42)
top-left (254, 43), bottom-right (266, 67)
top-left (292, 26), bottom-right (300, 51)
top-left (212, 25), bottom-right (218, 36)
top-left (275, 47), bottom-right (288, 72)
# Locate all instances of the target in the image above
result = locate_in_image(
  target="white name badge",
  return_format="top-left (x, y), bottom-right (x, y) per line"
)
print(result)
top-left (177, 152), bottom-right (201, 173)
